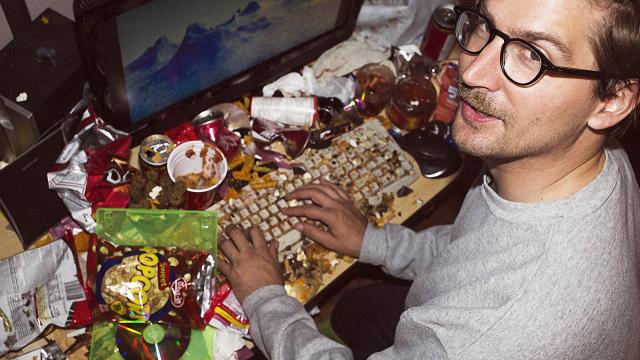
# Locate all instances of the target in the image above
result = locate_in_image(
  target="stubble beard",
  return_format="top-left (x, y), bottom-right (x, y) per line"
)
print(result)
top-left (451, 84), bottom-right (518, 159)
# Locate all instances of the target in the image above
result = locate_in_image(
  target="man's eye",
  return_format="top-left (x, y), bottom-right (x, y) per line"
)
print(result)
top-left (521, 48), bottom-right (541, 63)
top-left (476, 21), bottom-right (489, 34)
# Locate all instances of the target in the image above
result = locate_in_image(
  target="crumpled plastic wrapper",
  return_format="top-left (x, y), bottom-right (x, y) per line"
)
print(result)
top-left (47, 108), bottom-right (132, 233)
top-left (213, 328), bottom-right (245, 360)
top-left (262, 66), bottom-right (355, 104)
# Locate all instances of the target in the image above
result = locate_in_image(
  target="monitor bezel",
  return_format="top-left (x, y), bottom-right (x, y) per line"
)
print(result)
top-left (74, 0), bottom-right (364, 144)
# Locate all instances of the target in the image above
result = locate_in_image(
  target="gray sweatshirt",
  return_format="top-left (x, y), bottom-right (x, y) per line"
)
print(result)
top-left (243, 145), bottom-right (640, 360)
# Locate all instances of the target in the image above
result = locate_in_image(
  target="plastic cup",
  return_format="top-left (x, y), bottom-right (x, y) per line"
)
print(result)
top-left (167, 141), bottom-right (228, 210)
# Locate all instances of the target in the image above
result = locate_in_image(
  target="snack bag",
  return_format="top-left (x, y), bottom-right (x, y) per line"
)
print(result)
top-left (48, 107), bottom-right (133, 233)
top-left (88, 208), bottom-right (218, 330)
top-left (87, 236), bottom-right (214, 329)
top-left (0, 239), bottom-right (90, 356)
top-left (204, 282), bottom-right (249, 335)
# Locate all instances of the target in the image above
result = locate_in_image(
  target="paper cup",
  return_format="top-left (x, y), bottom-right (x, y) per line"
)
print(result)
top-left (167, 141), bottom-right (227, 210)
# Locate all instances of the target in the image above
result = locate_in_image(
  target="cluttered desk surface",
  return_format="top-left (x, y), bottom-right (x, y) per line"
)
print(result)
top-left (0, 12), bottom-right (466, 358)
top-left (0, 118), bottom-right (463, 359)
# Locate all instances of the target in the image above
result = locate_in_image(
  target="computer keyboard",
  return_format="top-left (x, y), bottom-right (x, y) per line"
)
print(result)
top-left (209, 119), bottom-right (420, 262)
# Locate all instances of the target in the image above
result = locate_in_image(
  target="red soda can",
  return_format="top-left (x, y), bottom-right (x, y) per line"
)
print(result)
top-left (432, 62), bottom-right (461, 124)
top-left (192, 109), bottom-right (241, 159)
top-left (193, 109), bottom-right (225, 141)
top-left (420, 3), bottom-right (457, 62)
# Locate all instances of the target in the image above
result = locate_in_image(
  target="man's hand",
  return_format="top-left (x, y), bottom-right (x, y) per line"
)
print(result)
top-left (282, 179), bottom-right (367, 258)
top-left (217, 225), bottom-right (284, 304)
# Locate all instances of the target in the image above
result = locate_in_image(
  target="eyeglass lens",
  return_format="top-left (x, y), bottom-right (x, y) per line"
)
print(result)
top-left (456, 10), bottom-right (543, 84)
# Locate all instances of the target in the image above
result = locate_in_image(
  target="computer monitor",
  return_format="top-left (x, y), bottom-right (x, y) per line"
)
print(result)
top-left (74, 0), bottom-right (363, 142)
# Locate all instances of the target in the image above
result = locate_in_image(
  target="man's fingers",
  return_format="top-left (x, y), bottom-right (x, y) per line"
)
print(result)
top-left (219, 239), bottom-right (239, 261)
top-left (282, 204), bottom-right (333, 224)
top-left (285, 187), bottom-right (339, 208)
top-left (217, 259), bottom-right (231, 277)
top-left (300, 183), bottom-right (344, 202)
top-left (269, 239), bottom-right (279, 261)
top-left (319, 179), bottom-right (350, 201)
top-left (296, 222), bottom-right (336, 246)
top-left (249, 226), bottom-right (267, 250)
top-left (225, 225), bottom-right (251, 252)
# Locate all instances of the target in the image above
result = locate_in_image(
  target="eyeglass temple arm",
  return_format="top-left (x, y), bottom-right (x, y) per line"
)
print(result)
top-left (544, 64), bottom-right (615, 80)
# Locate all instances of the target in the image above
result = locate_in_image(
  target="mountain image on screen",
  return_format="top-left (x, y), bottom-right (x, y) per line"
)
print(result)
top-left (121, 0), bottom-right (340, 122)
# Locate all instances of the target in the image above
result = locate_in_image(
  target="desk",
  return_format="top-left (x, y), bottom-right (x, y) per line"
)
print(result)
top-left (0, 149), bottom-right (468, 359)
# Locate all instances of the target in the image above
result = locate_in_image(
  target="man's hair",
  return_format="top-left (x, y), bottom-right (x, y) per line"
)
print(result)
top-left (588, 0), bottom-right (640, 137)
top-left (465, 0), bottom-right (640, 137)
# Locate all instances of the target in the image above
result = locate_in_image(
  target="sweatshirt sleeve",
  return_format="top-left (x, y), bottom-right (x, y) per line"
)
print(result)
top-left (243, 285), bottom-right (353, 360)
top-left (358, 223), bottom-right (453, 280)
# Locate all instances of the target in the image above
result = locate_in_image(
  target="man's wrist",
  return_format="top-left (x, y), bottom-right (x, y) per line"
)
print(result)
top-left (242, 284), bottom-right (288, 316)
top-left (358, 223), bottom-right (387, 265)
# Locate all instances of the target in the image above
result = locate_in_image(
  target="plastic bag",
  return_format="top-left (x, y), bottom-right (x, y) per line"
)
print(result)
top-left (87, 236), bottom-right (214, 329)
top-left (0, 238), bottom-right (91, 356)
top-left (87, 208), bottom-right (218, 329)
top-left (47, 108), bottom-right (133, 233)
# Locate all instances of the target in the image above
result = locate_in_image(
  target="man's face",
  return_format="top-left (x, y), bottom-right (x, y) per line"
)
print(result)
top-left (452, 0), bottom-right (604, 160)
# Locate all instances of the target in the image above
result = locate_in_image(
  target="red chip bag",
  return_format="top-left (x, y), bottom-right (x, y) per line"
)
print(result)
top-left (48, 107), bottom-right (133, 233)
top-left (87, 236), bottom-right (214, 329)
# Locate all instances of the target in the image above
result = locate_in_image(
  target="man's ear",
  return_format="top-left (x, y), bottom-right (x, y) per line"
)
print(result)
top-left (588, 82), bottom-right (639, 130)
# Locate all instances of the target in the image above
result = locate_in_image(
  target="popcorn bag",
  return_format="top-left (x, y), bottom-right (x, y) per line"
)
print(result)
top-left (87, 236), bottom-right (214, 329)
top-left (87, 208), bottom-right (218, 329)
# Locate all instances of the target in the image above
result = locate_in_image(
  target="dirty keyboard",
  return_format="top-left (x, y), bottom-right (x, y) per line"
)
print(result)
top-left (209, 120), bottom-right (419, 261)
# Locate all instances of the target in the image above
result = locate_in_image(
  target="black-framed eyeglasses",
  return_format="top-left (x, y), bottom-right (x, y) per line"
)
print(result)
top-left (453, 6), bottom-right (616, 85)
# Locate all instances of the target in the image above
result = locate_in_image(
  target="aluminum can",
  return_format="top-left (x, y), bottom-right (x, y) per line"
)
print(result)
top-left (192, 109), bottom-right (225, 141)
top-left (192, 108), bottom-right (241, 159)
top-left (139, 134), bottom-right (174, 173)
top-left (420, 3), bottom-right (457, 61)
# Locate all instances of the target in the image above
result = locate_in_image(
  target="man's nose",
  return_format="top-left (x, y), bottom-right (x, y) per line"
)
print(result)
top-left (459, 37), bottom-right (505, 91)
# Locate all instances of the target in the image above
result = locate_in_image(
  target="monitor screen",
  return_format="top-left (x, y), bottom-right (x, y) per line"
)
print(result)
top-left (74, 0), bottom-right (362, 141)
top-left (118, 0), bottom-right (342, 123)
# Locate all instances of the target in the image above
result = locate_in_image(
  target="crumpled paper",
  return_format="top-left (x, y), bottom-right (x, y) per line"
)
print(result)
top-left (214, 328), bottom-right (246, 360)
top-left (312, 35), bottom-right (391, 78)
top-left (262, 66), bottom-right (355, 104)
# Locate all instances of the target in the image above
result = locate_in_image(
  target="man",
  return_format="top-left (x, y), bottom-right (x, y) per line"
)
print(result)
top-left (218, 0), bottom-right (640, 358)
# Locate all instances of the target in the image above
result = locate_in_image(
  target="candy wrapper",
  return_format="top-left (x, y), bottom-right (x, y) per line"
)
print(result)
top-left (47, 107), bottom-right (133, 233)
top-left (204, 282), bottom-right (249, 335)
top-left (0, 238), bottom-right (91, 356)
top-left (87, 236), bottom-right (214, 330)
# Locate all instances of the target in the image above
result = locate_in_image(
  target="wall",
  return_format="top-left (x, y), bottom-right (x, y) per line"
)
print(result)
top-left (0, 0), bottom-right (74, 50)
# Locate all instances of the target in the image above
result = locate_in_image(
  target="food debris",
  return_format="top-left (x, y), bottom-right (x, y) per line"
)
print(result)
top-left (397, 186), bottom-right (413, 197)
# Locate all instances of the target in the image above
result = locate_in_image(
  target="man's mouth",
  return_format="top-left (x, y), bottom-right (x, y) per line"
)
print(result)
top-left (461, 101), bottom-right (501, 124)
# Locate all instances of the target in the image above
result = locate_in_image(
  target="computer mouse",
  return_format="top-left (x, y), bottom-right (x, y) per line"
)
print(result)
top-left (397, 129), bottom-right (462, 178)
